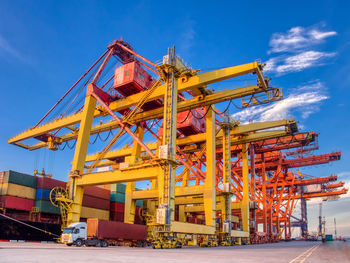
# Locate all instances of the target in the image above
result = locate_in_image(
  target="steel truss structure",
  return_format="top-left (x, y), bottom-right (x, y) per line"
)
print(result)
top-left (8, 40), bottom-right (346, 247)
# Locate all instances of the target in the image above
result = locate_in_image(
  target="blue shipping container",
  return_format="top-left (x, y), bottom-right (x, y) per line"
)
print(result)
top-left (35, 188), bottom-right (51, 200)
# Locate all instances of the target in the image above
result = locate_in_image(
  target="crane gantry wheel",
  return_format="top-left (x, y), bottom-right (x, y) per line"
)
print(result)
top-left (50, 187), bottom-right (68, 207)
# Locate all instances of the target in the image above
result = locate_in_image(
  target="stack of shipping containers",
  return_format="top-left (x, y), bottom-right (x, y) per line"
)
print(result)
top-left (35, 176), bottom-right (66, 223)
top-left (81, 186), bottom-right (110, 221)
top-left (0, 170), bottom-right (37, 220)
top-left (0, 170), bottom-right (145, 241)
top-left (110, 184), bottom-right (143, 224)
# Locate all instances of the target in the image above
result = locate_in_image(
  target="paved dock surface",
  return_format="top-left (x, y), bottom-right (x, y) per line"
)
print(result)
top-left (0, 240), bottom-right (349, 263)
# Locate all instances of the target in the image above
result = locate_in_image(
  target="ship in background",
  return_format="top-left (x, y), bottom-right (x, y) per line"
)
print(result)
top-left (0, 170), bottom-right (144, 241)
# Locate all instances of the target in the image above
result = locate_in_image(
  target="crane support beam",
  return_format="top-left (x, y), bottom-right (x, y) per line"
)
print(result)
top-left (84, 122), bottom-right (295, 163)
top-left (8, 61), bottom-right (275, 148)
top-left (11, 84), bottom-right (281, 150)
top-left (75, 163), bottom-right (160, 186)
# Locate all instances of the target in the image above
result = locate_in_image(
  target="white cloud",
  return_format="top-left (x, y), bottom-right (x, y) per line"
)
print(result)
top-left (269, 26), bottom-right (337, 53)
top-left (265, 51), bottom-right (336, 75)
top-left (178, 18), bottom-right (196, 57)
top-left (0, 34), bottom-right (31, 64)
top-left (232, 80), bottom-right (328, 123)
top-left (265, 25), bottom-right (337, 75)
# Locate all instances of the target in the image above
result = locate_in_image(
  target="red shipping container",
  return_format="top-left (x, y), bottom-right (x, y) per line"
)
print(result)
top-left (110, 211), bottom-right (124, 222)
top-left (177, 110), bottom-right (206, 136)
top-left (36, 177), bottom-right (66, 189)
top-left (110, 202), bottom-right (125, 212)
top-left (114, 62), bottom-right (152, 96)
top-left (113, 62), bottom-right (161, 110)
top-left (0, 196), bottom-right (34, 211)
top-left (82, 195), bottom-right (110, 210)
top-left (87, 218), bottom-right (147, 241)
top-left (158, 110), bottom-right (206, 137)
top-left (84, 186), bottom-right (110, 200)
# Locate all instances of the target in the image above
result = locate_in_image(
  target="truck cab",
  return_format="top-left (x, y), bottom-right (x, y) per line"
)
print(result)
top-left (61, 222), bottom-right (87, 246)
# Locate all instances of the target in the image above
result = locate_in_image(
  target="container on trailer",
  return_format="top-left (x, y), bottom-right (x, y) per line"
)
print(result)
top-left (84, 186), bottom-right (110, 200)
top-left (36, 177), bottom-right (66, 189)
top-left (87, 218), bottom-right (147, 240)
top-left (0, 170), bottom-right (37, 188)
top-left (0, 183), bottom-right (36, 199)
top-left (0, 196), bottom-right (34, 211)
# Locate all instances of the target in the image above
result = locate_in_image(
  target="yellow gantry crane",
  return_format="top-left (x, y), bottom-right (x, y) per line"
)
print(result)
top-left (8, 40), bottom-right (291, 247)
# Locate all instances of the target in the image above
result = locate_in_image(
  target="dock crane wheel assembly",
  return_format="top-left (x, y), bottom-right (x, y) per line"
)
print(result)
top-left (50, 187), bottom-right (71, 230)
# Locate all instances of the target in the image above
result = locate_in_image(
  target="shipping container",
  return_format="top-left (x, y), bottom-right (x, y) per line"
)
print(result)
top-left (110, 202), bottom-right (125, 212)
top-left (0, 170), bottom-right (37, 188)
top-left (158, 110), bottom-right (206, 137)
top-left (82, 195), bottom-right (110, 210)
top-left (35, 188), bottom-right (51, 200)
top-left (110, 193), bottom-right (143, 207)
top-left (36, 176), bottom-right (66, 189)
top-left (35, 200), bottom-right (60, 214)
top-left (110, 211), bottom-right (124, 222)
top-left (114, 61), bottom-right (153, 96)
top-left (177, 110), bottom-right (206, 136)
top-left (81, 206), bottom-right (109, 220)
top-left (110, 183), bottom-right (126, 194)
top-left (0, 183), bottom-right (36, 199)
top-left (110, 192), bottom-right (125, 203)
top-left (0, 196), bottom-right (34, 211)
top-left (84, 186), bottom-right (110, 200)
top-left (113, 62), bottom-right (162, 111)
top-left (87, 218), bottom-right (147, 241)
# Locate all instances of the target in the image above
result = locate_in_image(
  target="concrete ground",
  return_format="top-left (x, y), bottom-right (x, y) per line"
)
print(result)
top-left (0, 240), bottom-right (349, 263)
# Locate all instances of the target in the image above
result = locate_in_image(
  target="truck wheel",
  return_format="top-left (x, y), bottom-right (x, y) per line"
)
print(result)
top-left (66, 244), bottom-right (72, 247)
top-left (101, 240), bottom-right (108, 247)
top-left (95, 240), bottom-right (101, 247)
top-left (75, 239), bottom-right (83, 247)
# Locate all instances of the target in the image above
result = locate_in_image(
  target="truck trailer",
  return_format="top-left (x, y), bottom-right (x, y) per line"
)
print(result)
top-left (61, 218), bottom-right (147, 247)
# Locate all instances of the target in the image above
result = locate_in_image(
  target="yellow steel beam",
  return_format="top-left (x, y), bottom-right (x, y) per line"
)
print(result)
top-left (132, 185), bottom-right (206, 200)
top-left (170, 221), bottom-right (215, 235)
top-left (75, 163), bottom-right (160, 186)
top-left (9, 62), bottom-right (267, 148)
top-left (84, 121), bottom-right (295, 163)
top-left (241, 143), bottom-right (249, 232)
top-left (67, 94), bottom-right (97, 226)
top-left (203, 106), bottom-right (216, 226)
top-left (230, 230), bottom-right (250, 238)
top-left (24, 85), bottom-right (275, 150)
top-left (124, 125), bottom-right (144, 224)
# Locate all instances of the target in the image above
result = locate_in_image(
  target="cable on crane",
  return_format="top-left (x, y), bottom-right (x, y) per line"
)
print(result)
top-left (66, 140), bottom-right (76, 150)
top-left (89, 134), bottom-right (100, 145)
top-left (177, 110), bottom-right (191, 124)
top-left (193, 105), bottom-right (212, 120)
top-left (0, 213), bottom-right (60, 237)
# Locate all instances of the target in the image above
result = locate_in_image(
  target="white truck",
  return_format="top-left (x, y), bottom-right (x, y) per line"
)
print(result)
top-left (61, 222), bottom-right (108, 247)
top-left (61, 219), bottom-right (147, 247)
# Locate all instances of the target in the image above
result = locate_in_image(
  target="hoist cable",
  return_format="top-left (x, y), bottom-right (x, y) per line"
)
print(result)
top-left (0, 213), bottom-right (60, 237)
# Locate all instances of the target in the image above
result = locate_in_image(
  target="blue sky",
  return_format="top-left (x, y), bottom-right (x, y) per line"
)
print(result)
top-left (0, 0), bottom-right (349, 236)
